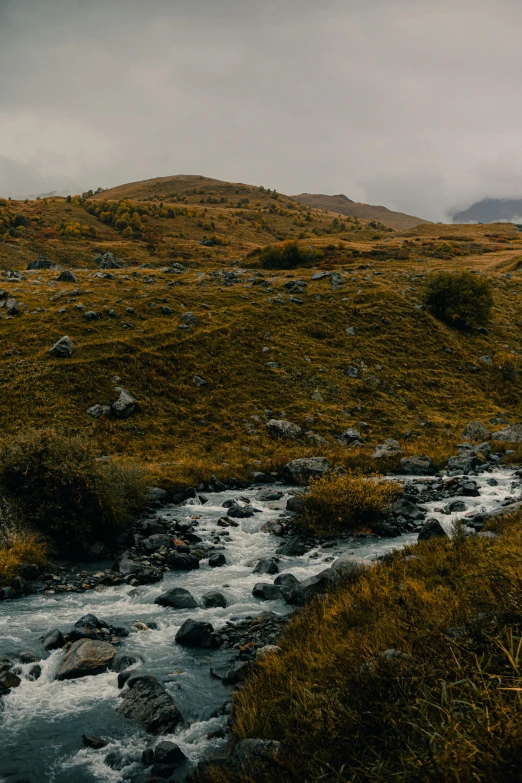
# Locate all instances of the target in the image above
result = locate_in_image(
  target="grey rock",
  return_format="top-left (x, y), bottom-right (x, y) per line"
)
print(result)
top-left (252, 583), bottom-right (285, 600)
top-left (201, 591), bottom-right (227, 608)
top-left (87, 404), bottom-right (111, 419)
top-left (55, 639), bottom-right (117, 681)
top-left (392, 498), bottom-right (425, 520)
top-left (96, 252), bottom-right (125, 270)
top-left (282, 457), bottom-right (329, 483)
top-left (266, 419), bottom-right (303, 439)
top-left (490, 423), bottom-right (522, 443)
top-left (42, 629), bottom-right (64, 651)
top-left (49, 335), bottom-right (74, 358)
top-left (208, 553), bottom-right (227, 567)
top-left (462, 421), bottom-right (488, 441)
top-left (372, 439), bottom-right (402, 459)
top-left (277, 538), bottom-right (306, 556)
top-left (192, 375), bottom-right (207, 387)
top-left (57, 270), bottom-right (77, 283)
top-left (286, 495), bottom-right (305, 513)
top-left (227, 505), bottom-right (255, 518)
top-left (399, 456), bottom-right (435, 475)
top-left (254, 559), bottom-right (279, 575)
top-left (28, 254), bottom-right (54, 270)
top-left (118, 674), bottom-right (182, 734)
top-left (418, 519), bottom-right (449, 542)
top-left (154, 588), bottom-right (198, 609)
top-left (175, 618), bottom-right (219, 648)
top-left (166, 552), bottom-right (200, 570)
top-left (111, 387), bottom-right (137, 419)
top-left (274, 573), bottom-right (300, 588)
top-left (154, 740), bottom-right (186, 765)
top-left (285, 568), bottom-right (340, 606)
top-left (256, 489), bottom-right (283, 502)
top-left (336, 428), bottom-right (363, 446)
top-left (6, 298), bottom-right (19, 316)
top-left (180, 311), bottom-right (198, 326)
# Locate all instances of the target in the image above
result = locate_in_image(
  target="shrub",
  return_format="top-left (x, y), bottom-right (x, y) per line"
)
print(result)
top-left (424, 270), bottom-right (493, 328)
top-left (0, 527), bottom-right (47, 586)
top-left (255, 240), bottom-right (323, 269)
top-left (0, 429), bottom-right (148, 554)
top-left (302, 472), bottom-right (400, 534)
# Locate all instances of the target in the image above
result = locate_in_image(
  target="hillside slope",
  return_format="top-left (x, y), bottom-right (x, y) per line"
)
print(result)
top-left (1, 186), bottom-right (521, 485)
top-left (291, 192), bottom-right (430, 229)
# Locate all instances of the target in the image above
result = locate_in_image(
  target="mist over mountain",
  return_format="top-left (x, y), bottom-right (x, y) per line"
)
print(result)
top-left (452, 198), bottom-right (522, 224)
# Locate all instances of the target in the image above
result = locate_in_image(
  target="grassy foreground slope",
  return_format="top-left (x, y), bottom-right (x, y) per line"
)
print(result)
top-left (203, 511), bottom-right (522, 783)
top-left (0, 181), bottom-right (522, 486)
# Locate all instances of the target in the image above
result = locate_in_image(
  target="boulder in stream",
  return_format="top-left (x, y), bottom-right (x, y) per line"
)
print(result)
top-left (154, 588), bottom-right (198, 609)
top-left (55, 639), bottom-right (117, 680)
top-left (118, 674), bottom-right (182, 734)
top-left (175, 618), bottom-right (219, 648)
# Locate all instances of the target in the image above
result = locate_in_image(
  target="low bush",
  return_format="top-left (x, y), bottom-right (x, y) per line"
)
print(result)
top-left (203, 511), bottom-right (522, 783)
top-left (0, 429), bottom-right (148, 554)
top-left (301, 472), bottom-right (400, 534)
top-left (254, 240), bottom-right (323, 269)
top-left (424, 270), bottom-right (493, 328)
top-left (0, 527), bottom-right (47, 586)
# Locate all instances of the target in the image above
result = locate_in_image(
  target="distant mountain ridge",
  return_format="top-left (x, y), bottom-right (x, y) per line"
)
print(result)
top-left (291, 192), bottom-right (430, 229)
top-left (452, 198), bottom-right (522, 224)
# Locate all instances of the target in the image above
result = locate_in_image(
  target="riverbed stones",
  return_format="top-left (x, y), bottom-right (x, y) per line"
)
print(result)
top-left (166, 552), bottom-right (200, 570)
top-left (55, 639), bottom-right (117, 680)
top-left (82, 734), bottom-right (109, 749)
top-left (252, 583), bottom-right (285, 600)
top-left (254, 559), bottom-right (279, 575)
top-left (201, 591), bottom-right (227, 608)
top-left (285, 569), bottom-right (340, 606)
top-left (392, 498), bottom-right (426, 520)
top-left (418, 519), bottom-right (449, 542)
top-left (42, 629), bottom-right (64, 651)
top-left (111, 387), bottom-right (137, 419)
top-left (118, 674), bottom-right (182, 734)
top-left (266, 419), bottom-right (303, 439)
top-left (227, 505), bottom-right (255, 518)
top-left (286, 495), bottom-right (305, 513)
top-left (208, 553), bottom-right (227, 567)
top-left (154, 588), bottom-right (198, 609)
top-left (175, 619), bottom-right (219, 648)
top-left (282, 457), bottom-right (329, 483)
top-left (49, 335), bottom-right (74, 358)
top-left (277, 538), bottom-right (306, 556)
top-left (153, 740), bottom-right (186, 765)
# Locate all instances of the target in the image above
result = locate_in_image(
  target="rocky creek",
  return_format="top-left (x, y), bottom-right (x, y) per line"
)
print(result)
top-left (1, 469), bottom-right (521, 783)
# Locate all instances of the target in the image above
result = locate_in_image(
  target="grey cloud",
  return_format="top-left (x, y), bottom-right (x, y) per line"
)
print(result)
top-left (1, 0), bottom-right (521, 219)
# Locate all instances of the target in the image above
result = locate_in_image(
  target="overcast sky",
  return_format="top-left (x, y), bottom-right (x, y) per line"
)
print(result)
top-left (0, 0), bottom-right (521, 220)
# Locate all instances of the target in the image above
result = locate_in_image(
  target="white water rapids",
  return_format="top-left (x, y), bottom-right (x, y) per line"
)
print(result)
top-left (0, 469), bottom-right (520, 783)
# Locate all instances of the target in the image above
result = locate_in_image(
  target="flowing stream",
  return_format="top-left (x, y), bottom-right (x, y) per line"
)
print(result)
top-left (1, 470), bottom-right (520, 783)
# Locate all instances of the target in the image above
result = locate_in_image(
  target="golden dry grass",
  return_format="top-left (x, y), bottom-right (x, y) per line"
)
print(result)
top-left (0, 529), bottom-right (47, 586)
top-left (201, 511), bottom-right (522, 783)
top-left (0, 196), bottom-right (521, 489)
top-left (301, 472), bottom-right (401, 535)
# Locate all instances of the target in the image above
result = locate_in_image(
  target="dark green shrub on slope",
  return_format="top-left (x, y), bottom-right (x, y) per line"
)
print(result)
top-left (424, 270), bottom-right (493, 328)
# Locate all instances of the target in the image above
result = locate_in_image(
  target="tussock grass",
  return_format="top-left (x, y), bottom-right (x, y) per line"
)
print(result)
top-left (202, 512), bottom-right (522, 783)
top-left (0, 429), bottom-right (147, 554)
top-left (0, 527), bottom-right (47, 586)
top-left (301, 472), bottom-right (401, 535)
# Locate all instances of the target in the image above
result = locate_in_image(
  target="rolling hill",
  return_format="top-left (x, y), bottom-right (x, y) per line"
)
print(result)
top-left (291, 192), bottom-right (430, 229)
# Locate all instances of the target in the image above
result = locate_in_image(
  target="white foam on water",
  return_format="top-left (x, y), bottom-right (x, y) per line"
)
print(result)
top-left (1, 471), bottom-right (520, 782)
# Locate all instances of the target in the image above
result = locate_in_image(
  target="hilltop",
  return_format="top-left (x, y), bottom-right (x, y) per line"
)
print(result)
top-left (291, 192), bottom-right (430, 229)
top-left (0, 180), bottom-right (521, 487)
